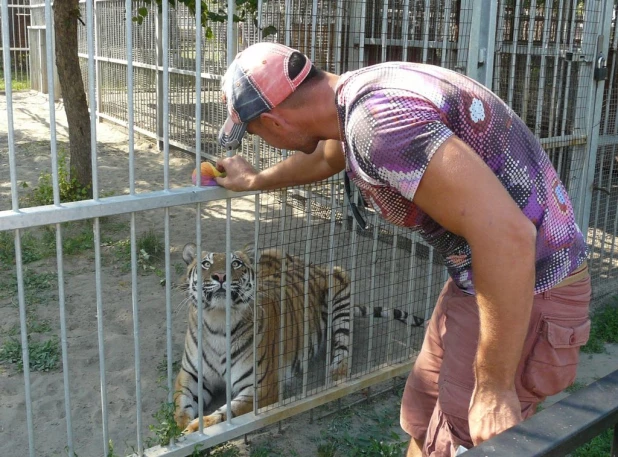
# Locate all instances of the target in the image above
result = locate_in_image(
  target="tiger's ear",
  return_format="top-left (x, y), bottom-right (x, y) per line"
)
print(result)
top-left (183, 243), bottom-right (198, 265)
top-left (242, 243), bottom-right (255, 265)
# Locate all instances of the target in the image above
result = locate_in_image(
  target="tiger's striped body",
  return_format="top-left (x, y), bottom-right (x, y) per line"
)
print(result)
top-left (173, 244), bottom-right (352, 432)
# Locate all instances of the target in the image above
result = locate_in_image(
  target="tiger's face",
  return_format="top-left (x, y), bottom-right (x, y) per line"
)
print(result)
top-left (182, 243), bottom-right (254, 311)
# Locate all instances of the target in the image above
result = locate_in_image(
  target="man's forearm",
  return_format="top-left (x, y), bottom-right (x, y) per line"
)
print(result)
top-left (252, 140), bottom-right (345, 191)
top-left (472, 224), bottom-right (536, 390)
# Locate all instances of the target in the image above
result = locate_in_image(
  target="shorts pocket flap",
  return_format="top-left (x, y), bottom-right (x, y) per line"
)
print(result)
top-left (547, 319), bottom-right (591, 349)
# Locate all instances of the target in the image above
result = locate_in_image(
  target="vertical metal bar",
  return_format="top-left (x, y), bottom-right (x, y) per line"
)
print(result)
top-left (405, 242), bottom-right (416, 357)
top-left (194, 0), bottom-right (205, 433)
top-left (491, 0), bottom-right (508, 92)
top-left (45, 0), bottom-right (59, 206)
top-left (381, 0), bottom-right (389, 62)
top-left (155, 9), bottom-right (164, 150)
top-left (602, 24), bottom-right (618, 137)
top-left (285, 0), bottom-right (292, 47)
top-left (347, 182), bottom-right (358, 378)
top-left (302, 186), bottom-right (313, 396)
top-left (87, 0), bottom-right (99, 199)
top-left (93, 217), bottom-right (110, 456)
top-left (367, 215), bottom-right (379, 371)
top-left (534, 0), bottom-right (554, 136)
top-left (252, 134), bottom-right (261, 415)
top-left (94, 0), bottom-right (101, 124)
top-left (43, 0), bottom-right (75, 452)
top-left (311, 0), bottom-right (318, 61)
top-left (558, 0), bottom-right (577, 139)
top-left (325, 182), bottom-right (338, 385)
top-left (130, 212), bottom-right (144, 453)
top-left (225, 203), bottom-right (233, 423)
top-left (125, 2), bottom-right (144, 450)
top-left (14, 230), bottom-right (35, 457)
top-left (423, 248), bottom-right (435, 324)
top-left (547, 0), bottom-right (565, 138)
top-left (422, 0), bottom-right (431, 63)
top-left (609, 148), bottom-right (618, 270)
top-left (161, 0), bottom-right (174, 419)
top-left (194, 204), bottom-right (204, 433)
top-left (358, 0), bottom-right (367, 67)
top-left (440, 0), bottom-right (451, 67)
top-left (334, 0), bottom-right (344, 74)
top-left (401, 0), bottom-right (411, 62)
top-left (521, 0), bottom-right (538, 123)
top-left (225, 0), bottom-right (236, 424)
top-left (251, 0), bottom-right (263, 416)
top-left (3, 0), bottom-right (18, 211)
top-left (507, 0), bottom-right (523, 107)
top-left (386, 227), bottom-right (399, 364)
top-left (162, 0), bottom-right (170, 191)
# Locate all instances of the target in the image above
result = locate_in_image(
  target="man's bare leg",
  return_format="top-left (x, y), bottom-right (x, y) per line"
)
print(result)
top-left (406, 437), bottom-right (424, 457)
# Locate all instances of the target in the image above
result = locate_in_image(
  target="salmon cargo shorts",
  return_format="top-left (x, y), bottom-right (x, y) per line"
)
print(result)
top-left (400, 271), bottom-right (591, 456)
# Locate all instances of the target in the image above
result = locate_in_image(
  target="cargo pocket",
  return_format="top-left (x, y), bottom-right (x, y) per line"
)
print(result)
top-left (521, 317), bottom-right (591, 397)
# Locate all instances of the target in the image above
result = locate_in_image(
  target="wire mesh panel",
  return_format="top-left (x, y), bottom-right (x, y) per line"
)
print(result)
top-left (492, 0), bottom-right (614, 306)
top-left (0, 0), bottom-right (30, 89)
top-left (493, 0), bottom-right (601, 193)
top-left (588, 0), bottom-right (618, 303)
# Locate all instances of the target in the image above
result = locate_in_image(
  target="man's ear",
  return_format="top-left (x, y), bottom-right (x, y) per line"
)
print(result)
top-left (259, 111), bottom-right (286, 129)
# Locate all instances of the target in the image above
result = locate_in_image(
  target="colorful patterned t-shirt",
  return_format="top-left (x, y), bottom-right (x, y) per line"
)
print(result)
top-left (335, 62), bottom-right (587, 294)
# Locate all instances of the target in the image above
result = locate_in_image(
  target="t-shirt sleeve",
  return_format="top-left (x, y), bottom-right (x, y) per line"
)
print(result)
top-left (345, 88), bottom-right (454, 202)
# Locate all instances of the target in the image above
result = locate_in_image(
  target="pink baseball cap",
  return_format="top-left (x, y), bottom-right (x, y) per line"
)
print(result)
top-left (218, 42), bottom-right (313, 150)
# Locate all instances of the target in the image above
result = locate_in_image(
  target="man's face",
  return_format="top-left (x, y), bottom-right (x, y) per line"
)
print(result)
top-left (246, 116), bottom-right (320, 154)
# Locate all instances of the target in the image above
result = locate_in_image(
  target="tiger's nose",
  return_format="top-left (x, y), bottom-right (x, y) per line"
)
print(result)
top-left (211, 272), bottom-right (226, 284)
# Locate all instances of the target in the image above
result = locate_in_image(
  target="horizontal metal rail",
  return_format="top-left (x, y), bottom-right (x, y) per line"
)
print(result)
top-left (353, 36), bottom-right (458, 50)
top-left (76, 53), bottom-right (223, 81)
top-left (465, 369), bottom-right (618, 456)
top-left (0, 188), bottom-right (257, 231)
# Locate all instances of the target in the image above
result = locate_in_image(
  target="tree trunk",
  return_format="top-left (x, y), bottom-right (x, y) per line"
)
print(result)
top-left (54, 0), bottom-right (92, 197)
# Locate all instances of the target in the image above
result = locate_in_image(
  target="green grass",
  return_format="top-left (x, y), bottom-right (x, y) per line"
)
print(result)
top-left (315, 402), bottom-right (408, 457)
top-left (113, 230), bottom-right (165, 274)
top-left (571, 428), bottom-right (613, 457)
top-left (0, 337), bottom-right (60, 372)
top-left (581, 297), bottom-right (618, 354)
top-left (565, 380), bottom-right (587, 393)
top-left (0, 69), bottom-right (30, 91)
top-left (0, 231), bottom-right (49, 266)
top-left (0, 222), bottom-right (102, 269)
top-left (0, 268), bottom-right (57, 304)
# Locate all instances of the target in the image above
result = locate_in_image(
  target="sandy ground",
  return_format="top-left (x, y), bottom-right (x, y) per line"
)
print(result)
top-left (1, 91), bottom-right (617, 457)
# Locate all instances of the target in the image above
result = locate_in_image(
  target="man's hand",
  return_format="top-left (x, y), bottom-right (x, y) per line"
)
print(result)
top-left (468, 385), bottom-right (522, 445)
top-left (215, 155), bottom-right (259, 192)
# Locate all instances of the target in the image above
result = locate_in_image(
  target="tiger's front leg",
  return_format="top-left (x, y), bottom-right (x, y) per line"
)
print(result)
top-left (182, 382), bottom-right (255, 433)
top-left (173, 365), bottom-right (215, 431)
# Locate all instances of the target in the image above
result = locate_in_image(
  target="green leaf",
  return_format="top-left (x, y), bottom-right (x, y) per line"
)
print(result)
top-left (262, 25), bottom-right (277, 38)
top-left (138, 6), bottom-right (148, 17)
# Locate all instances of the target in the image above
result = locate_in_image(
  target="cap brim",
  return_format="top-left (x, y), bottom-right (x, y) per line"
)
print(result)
top-left (219, 116), bottom-right (247, 151)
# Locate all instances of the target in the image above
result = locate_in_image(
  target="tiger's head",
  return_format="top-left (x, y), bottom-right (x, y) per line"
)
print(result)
top-left (182, 243), bottom-right (255, 312)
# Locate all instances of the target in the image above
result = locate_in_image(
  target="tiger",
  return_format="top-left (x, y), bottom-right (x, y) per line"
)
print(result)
top-left (173, 243), bottom-right (423, 433)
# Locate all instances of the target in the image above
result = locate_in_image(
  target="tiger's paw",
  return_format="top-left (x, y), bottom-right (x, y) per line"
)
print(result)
top-left (182, 413), bottom-right (224, 434)
top-left (329, 360), bottom-right (349, 382)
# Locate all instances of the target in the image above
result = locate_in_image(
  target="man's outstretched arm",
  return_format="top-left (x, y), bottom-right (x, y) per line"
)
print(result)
top-left (412, 135), bottom-right (537, 445)
top-left (215, 139), bottom-right (345, 192)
